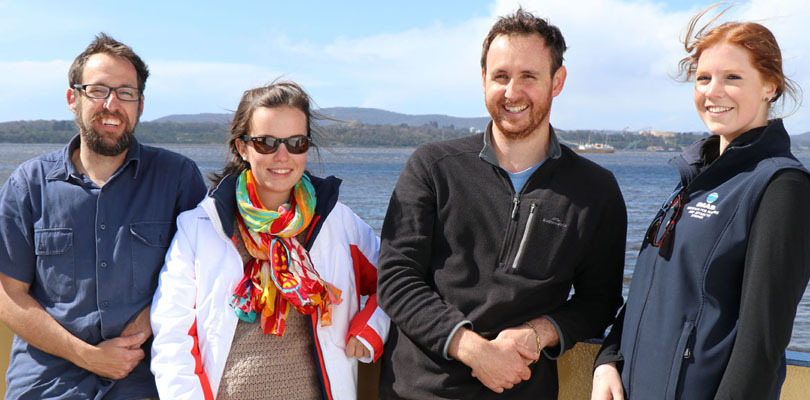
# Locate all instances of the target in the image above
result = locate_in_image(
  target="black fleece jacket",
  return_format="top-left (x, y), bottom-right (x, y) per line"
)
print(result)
top-left (378, 125), bottom-right (627, 399)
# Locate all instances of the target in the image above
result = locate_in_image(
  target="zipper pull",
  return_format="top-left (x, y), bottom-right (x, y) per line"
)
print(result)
top-left (683, 348), bottom-right (691, 359)
top-left (511, 195), bottom-right (520, 220)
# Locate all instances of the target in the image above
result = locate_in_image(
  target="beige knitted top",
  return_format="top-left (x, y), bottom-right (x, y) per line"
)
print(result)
top-left (216, 222), bottom-right (321, 400)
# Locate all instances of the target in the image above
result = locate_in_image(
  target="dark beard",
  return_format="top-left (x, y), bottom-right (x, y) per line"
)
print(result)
top-left (74, 106), bottom-right (137, 157)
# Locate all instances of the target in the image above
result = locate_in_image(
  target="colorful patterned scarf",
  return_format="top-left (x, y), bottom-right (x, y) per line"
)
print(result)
top-left (230, 169), bottom-right (341, 336)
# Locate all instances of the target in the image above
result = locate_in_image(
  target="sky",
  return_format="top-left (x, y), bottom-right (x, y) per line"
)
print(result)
top-left (1, 0), bottom-right (808, 134)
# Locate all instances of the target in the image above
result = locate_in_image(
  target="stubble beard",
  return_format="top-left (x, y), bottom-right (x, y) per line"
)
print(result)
top-left (75, 101), bottom-right (138, 157)
top-left (488, 94), bottom-right (552, 141)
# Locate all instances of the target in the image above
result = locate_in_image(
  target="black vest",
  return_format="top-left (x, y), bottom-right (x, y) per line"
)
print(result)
top-left (620, 120), bottom-right (808, 399)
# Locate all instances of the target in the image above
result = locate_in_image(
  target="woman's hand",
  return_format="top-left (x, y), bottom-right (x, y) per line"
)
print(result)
top-left (345, 336), bottom-right (371, 359)
top-left (591, 362), bottom-right (624, 400)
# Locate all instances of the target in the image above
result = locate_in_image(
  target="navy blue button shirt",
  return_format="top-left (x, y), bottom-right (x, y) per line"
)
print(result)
top-left (0, 135), bottom-right (206, 399)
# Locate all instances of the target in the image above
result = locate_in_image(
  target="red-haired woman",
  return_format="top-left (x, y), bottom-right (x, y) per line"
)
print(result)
top-left (592, 5), bottom-right (810, 400)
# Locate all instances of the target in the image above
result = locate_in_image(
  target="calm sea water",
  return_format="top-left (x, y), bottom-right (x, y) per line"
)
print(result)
top-left (2, 143), bottom-right (809, 352)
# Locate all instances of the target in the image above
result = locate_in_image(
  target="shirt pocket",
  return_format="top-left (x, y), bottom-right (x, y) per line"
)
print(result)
top-left (130, 222), bottom-right (172, 295)
top-left (34, 228), bottom-right (75, 302)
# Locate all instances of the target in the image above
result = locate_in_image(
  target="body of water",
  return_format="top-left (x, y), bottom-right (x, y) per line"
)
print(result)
top-left (2, 143), bottom-right (809, 351)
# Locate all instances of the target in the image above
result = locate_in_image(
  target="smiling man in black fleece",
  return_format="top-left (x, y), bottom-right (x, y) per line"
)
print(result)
top-left (377, 7), bottom-right (628, 400)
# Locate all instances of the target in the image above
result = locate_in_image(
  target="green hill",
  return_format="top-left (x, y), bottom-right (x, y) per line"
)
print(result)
top-left (5, 118), bottom-right (805, 152)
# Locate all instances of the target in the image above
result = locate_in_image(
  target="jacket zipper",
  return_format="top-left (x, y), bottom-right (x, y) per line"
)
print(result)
top-left (665, 321), bottom-right (695, 399)
top-left (511, 203), bottom-right (537, 269)
top-left (497, 194), bottom-right (521, 269)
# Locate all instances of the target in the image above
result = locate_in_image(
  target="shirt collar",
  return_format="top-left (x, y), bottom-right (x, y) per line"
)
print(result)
top-left (125, 137), bottom-right (142, 179)
top-left (479, 120), bottom-right (562, 166)
top-left (46, 134), bottom-right (143, 182)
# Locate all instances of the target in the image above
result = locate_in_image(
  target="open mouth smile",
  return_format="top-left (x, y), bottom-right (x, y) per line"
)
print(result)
top-left (101, 118), bottom-right (121, 127)
top-left (504, 104), bottom-right (528, 113)
top-left (706, 105), bottom-right (733, 113)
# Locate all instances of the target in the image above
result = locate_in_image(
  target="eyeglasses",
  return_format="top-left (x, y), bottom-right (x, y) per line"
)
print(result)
top-left (645, 186), bottom-right (688, 247)
top-left (72, 84), bottom-right (141, 102)
top-left (241, 135), bottom-right (311, 155)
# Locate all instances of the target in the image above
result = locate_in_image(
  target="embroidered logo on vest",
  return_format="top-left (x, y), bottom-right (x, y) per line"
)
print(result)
top-left (687, 192), bottom-right (720, 220)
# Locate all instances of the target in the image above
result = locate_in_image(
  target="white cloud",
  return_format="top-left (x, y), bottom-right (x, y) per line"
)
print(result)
top-left (0, 60), bottom-right (73, 120)
top-left (1, 0), bottom-right (808, 133)
top-left (0, 60), bottom-right (70, 90)
top-left (485, 0), bottom-right (810, 132)
top-left (743, 0), bottom-right (810, 131)
top-left (166, 18), bottom-right (493, 119)
top-left (143, 61), bottom-right (287, 120)
top-left (274, 0), bottom-right (809, 132)
top-left (0, 59), bottom-right (288, 121)
top-left (300, 19), bottom-right (493, 117)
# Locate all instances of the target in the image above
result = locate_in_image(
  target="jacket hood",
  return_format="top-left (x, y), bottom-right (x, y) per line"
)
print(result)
top-left (207, 171), bottom-right (341, 247)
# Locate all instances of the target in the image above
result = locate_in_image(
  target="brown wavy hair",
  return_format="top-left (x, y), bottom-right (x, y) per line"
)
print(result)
top-left (211, 80), bottom-right (324, 186)
top-left (68, 32), bottom-right (149, 93)
top-left (480, 7), bottom-right (567, 75)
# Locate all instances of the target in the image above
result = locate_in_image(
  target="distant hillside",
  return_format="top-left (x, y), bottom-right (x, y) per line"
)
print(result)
top-left (3, 116), bottom-right (808, 151)
top-left (152, 107), bottom-right (491, 132)
top-left (0, 119), bottom-right (471, 147)
top-left (318, 107), bottom-right (490, 132)
top-left (557, 129), bottom-right (708, 151)
top-left (0, 119), bottom-right (704, 150)
top-left (0, 120), bottom-right (228, 144)
top-left (152, 113), bottom-right (232, 124)
top-left (791, 131), bottom-right (810, 146)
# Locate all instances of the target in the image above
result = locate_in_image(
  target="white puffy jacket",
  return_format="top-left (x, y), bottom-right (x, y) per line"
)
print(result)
top-left (150, 173), bottom-right (389, 400)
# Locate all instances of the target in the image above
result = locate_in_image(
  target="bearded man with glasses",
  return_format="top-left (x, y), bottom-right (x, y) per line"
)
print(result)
top-left (0, 33), bottom-right (206, 399)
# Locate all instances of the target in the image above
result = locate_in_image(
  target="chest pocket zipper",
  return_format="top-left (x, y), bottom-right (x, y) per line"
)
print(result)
top-left (511, 203), bottom-right (537, 269)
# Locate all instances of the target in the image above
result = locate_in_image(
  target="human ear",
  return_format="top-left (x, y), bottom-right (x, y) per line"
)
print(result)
top-left (762, 81), bottom-right (777, 103)
top-left (67, 88), bottom-right (78, 113)
top-left (552, 66), bottom-right (567, 97)
top-left (235, 139), bottom-right (248, 161)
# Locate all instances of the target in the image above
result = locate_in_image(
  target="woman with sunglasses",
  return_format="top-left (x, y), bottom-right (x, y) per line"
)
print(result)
top-left (149, 81), bottom-right (389, 399)
top-left (592, 4), bottom-right (810, 400)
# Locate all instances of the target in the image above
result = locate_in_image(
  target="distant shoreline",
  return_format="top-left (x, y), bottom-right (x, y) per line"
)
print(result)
top-left (2, 119), bottom-right (809, 152)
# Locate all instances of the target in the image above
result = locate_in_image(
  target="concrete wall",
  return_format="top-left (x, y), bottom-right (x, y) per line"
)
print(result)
top-left (782, 356), bottom-right (810, 400)
top-left (1, 322), bottom-right (11, 396)
top-left (558, 342), bottom-right (600, 399)
top-left (1, 332), bottom-right (809, 398)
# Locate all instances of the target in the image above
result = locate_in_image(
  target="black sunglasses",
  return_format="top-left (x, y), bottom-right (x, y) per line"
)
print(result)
top-left (241, 135), bottom-right (311, 155)
top-left (645, 186), bottom-right (688, 247)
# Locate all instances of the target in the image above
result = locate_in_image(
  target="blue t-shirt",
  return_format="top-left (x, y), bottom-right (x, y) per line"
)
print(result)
top-left (0, 136), bottom-right (206, 399)
top-left (506, 159), bottom-right (546, 192)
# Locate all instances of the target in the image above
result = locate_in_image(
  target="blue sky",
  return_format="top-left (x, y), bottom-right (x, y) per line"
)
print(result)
top-left (1, 0), bottom-right (808, 133)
